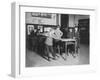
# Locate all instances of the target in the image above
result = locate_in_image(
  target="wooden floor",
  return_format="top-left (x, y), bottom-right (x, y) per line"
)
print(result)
top-left (26, 44), bottom-right (89, 67)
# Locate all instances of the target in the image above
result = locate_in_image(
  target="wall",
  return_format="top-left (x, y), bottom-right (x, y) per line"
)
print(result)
top-left (69, 15), bottom-right (89, 27)
top-left (69, 14), bottom-right (75, 27)
top-left (26, 13), bottom-right (89, 27)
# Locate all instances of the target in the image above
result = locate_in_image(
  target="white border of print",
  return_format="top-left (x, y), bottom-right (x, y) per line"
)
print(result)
top-left (11, 2), bottom-right (97, 78)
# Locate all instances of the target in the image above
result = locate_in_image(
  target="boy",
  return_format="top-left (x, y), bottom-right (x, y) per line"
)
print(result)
top-left (45, 28), bottom-right (56, 61)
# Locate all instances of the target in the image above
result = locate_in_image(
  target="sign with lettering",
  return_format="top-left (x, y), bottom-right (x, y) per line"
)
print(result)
top-left (31, 12), bottom-right (52, 18)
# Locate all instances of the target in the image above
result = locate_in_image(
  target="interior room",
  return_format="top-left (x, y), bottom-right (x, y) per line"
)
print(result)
top-left (25, 12), bottom-right (89, 67)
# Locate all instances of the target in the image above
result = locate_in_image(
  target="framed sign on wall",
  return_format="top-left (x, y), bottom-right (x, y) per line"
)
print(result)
top-left (11, 2), bottom-right (96, 78)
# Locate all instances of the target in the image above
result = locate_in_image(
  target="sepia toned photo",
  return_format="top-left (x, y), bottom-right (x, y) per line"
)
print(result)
top-left (25, 12), bottom-right (89, 67)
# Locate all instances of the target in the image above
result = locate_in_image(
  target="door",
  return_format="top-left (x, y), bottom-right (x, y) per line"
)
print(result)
top-left (78, 19), bottom-right (89, 44)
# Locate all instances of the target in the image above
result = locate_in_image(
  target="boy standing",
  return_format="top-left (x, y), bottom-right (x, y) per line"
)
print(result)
top-left (45, 28), bottom-right (56, 61)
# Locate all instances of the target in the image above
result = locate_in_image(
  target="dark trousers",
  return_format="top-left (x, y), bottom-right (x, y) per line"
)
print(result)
top-left (53, 40), bottom-right (64, 55)
top-left (45, 45), bottom-right (55, 58)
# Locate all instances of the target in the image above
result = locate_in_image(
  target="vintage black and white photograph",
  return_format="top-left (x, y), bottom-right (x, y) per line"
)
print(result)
top-left (25, 12), bottom-right (89, 67)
